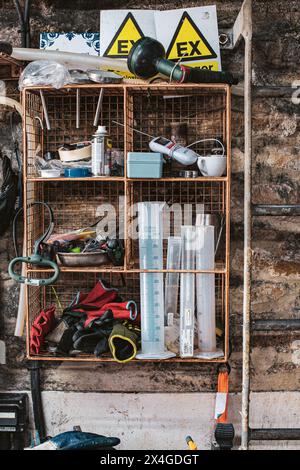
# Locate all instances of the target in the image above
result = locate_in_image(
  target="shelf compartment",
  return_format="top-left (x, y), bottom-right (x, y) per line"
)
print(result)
top-left (26, 271), bottom-right (226, 362)
top-left (24, 86), bottom-right (124, 179)
top-left (126, 85), bottom-right (228, 178)
top-left (126, 179), bottom-right (227, 270)
top-left (25, 179), bottom-right (125, 271)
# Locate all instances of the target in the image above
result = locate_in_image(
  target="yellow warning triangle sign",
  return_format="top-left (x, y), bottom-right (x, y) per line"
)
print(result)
top-left (103, 12), bottom-right (144, 58)
top-left (166, 12), bottom-right (217, 62)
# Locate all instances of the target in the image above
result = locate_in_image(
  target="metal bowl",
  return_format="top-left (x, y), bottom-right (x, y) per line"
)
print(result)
top-left (87, 70), bottom-right (123, 84)
top-left (57, 251), bottom-right (110, 267)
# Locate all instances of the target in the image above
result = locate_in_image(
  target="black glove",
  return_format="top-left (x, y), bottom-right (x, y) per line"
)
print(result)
top-left (72, 309), bottom-right (114, 357)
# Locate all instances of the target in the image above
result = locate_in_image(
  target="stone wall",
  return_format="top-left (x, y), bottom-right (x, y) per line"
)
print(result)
top-left (0, 0), bottom-right (299, 394)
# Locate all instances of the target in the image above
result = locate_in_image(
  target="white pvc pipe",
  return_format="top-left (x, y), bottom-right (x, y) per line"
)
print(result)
top-left (14, 262), bottom-right (26, 337)
top-left (12, 47), bottom-right (129, 72)
top-left (0, 96), bottom-right (22, 115)
top-left (0, 95), bottom-right (34, 137)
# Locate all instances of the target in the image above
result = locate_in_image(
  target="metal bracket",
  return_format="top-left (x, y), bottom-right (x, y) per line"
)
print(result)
top-left (219, 0), bottom-right (252, 51)
top-left (232, 0), bottom-right (252, 48)
top-left (249, 428), bottom-right (300, 441)
top-left (252, 319), bottom-right (300, 332)
top-left (219, 29), bottom-right (233, 49)
top-left (253, 204), bottom-right (300, 216)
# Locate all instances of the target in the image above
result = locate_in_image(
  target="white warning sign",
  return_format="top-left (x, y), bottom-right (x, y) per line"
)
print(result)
top-left (156, 6), bottom-right (222, 71)
top-left (100, 10), bottom-right (156, 59)
top-left (100, 6), bottom-right (221, 74)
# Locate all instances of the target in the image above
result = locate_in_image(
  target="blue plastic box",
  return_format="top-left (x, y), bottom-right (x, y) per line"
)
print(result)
top-left (127, 152), bottom-right (163, 178)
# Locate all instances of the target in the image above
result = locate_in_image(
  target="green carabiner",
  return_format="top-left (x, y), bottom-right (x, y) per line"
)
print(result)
top-left (8, 202), bottom-right (60, 286)
top-left (8, 255), bottom-right (60, 286)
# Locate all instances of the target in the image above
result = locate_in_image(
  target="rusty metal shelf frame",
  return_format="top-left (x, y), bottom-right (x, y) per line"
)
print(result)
top-left (22, 81), bottom-right (231, 365)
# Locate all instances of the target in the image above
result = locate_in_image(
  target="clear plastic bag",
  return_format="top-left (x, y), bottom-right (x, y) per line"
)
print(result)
top-left (19, 61), bottom-right (71, 90)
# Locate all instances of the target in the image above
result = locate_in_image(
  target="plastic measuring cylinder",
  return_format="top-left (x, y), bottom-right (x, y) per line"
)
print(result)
top-left (195, 225), bottom-right (222, 359)
top-left (164, 236), bottom-right (182, 355)
top-left (180, 226), bottom-right (196, 358)
top-left (165, 236), bottom-right (182, 326)
top-left (136, 202), bottom-right (175, 360)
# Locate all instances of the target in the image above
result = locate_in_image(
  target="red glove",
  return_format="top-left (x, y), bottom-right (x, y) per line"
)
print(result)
top-left (84, 300), bottom-right (139, 328)
top-left (70, 280), bottom-right (118, 313)
top-left (30, 306), bottom-right (56, 354)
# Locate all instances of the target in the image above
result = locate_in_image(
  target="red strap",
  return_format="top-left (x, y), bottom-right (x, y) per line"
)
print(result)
top-left (179, 65), bottom-right (191, 83)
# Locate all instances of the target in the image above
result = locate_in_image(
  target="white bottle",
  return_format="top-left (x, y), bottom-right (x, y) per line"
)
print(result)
top-left (92, 125), bottom-right (108, 176)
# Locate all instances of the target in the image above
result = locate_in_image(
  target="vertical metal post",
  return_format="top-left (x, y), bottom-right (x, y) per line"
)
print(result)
top-left (76, 88), bottom-right (80, 129)
top-left (241, 0), bottom-right (252, 450)
top-left (226, 0), bottom-right (253, 449)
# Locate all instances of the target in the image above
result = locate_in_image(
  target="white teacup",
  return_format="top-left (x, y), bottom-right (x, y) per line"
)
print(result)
top-left (197, 155), bottom-right (227, 177)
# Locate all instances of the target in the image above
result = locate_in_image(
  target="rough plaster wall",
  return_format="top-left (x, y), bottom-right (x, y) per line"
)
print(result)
top-left (22, 391), bottom-right (300, 449)
top-left (0, 0), bottom-right (299, 395)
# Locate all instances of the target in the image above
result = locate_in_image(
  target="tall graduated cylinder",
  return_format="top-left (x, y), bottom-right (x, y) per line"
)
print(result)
top-left (136, 202), bottom-right (175, 359)
top-left (195, 225), bottom-right (217, 353)
top-left (165, 236), bottom-right (182, 326)
top-left (180, 226), bottom-right (196, 358)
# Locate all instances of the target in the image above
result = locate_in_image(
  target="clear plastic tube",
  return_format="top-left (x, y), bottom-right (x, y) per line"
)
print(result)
top-left (164, 236), bottom-right (182, 355)
top-left (136, 202), bottom-right (175, 360)
top-left (165, 236), bottom-right (182, 326)
top-left (195, 225), bottom-right (216, 352)
top-left (180, 226), bottom-right (196, 358)
top-left (195, 225), bottom-right (223, 359)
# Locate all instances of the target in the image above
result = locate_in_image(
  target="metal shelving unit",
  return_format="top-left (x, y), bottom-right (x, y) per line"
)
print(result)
top-left (22, 82), bottom-right (231, 364)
